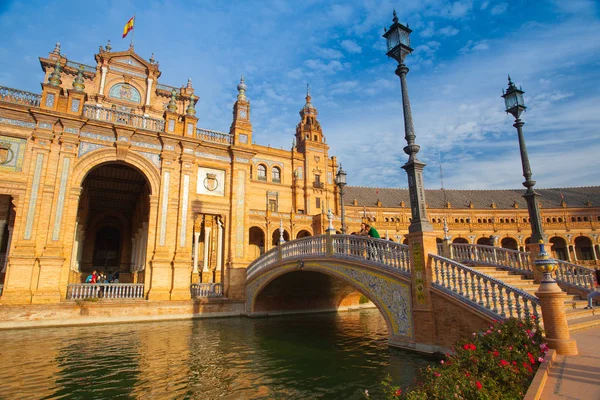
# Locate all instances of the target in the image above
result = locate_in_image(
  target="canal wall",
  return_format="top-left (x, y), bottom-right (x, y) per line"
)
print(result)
top-left (0, 298), bottom-right (246, 329)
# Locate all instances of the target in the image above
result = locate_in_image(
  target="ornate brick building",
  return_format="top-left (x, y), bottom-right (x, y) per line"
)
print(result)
top-left (0, 43), bottom-right (598, 305)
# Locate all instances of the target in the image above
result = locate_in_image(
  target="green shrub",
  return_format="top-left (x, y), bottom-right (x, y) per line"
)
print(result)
top-left (365, 317), bottom-right (547, 400)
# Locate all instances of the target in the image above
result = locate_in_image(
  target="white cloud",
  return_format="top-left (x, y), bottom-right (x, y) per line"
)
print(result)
top-left (304, 59), bottom-right (345, 74)
top-left (438, 26), bottom-right (459, 36)
top-left (341, 39), bottom-right (362, 54)
top-left (490, 3), bottom-right (508, 15)
top-left (420, 21), bottom-right (436, 38)
top-left (315, 47), bottom-right (344, 59)
top-left (460, 40), bottom-right (490, 53)
top-left (328, 80), bottom-right (360, 95)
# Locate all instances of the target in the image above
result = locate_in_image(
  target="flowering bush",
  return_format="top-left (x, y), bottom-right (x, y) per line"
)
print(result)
top-left (367, 317), bottom-right (547, 399)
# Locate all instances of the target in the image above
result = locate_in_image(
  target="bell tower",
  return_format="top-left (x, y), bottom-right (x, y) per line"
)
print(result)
top-left (295, 85), bottom-right (325, 153)
top-left (230, 76), bottom-right (252, 146)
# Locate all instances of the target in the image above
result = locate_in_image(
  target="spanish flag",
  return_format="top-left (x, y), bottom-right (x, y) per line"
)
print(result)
top-left (122, 16), bottom-right (135, 38)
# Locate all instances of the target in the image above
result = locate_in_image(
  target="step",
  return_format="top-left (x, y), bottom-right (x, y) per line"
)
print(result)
top-left (567, 314), bottom-right (600, 333)
top-left (565, 307), bottom-right (596, 320)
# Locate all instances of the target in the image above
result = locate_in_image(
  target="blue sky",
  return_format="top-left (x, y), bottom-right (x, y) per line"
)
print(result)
top-left (1, 0), bottom-right (599, 190)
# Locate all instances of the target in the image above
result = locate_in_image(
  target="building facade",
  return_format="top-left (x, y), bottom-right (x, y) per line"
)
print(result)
top-left (0, 43), bottom-right (598, 305)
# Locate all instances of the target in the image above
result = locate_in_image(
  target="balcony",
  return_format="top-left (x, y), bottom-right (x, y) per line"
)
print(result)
top-left (83, 105), bottom-right (165, 132)
top-left (196, 128), bottom-right (233, 145)
top-left (0, 86), bottom-right (41, 107)
top-left (313, 181), bottom-right (324, 189)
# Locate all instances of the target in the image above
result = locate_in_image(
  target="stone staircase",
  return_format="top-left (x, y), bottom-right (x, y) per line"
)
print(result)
top-left (470, 265), bottom-right (600, 333)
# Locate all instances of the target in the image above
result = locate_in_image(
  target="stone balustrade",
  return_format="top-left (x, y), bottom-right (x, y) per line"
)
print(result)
top-left (451, 243), bottom-right (532, 274)
top-left (431, 254), bottom-right (540, 322)
top-left (83, 104), bottom-right (165, 132)
top-left (196, 128), bottom-right (233, 145)
top-left (66, 283), bottom-right (145, 300)
top-left (0, 86), bottom-right (41, 107)
top-left (555, 260), bottom-right (596, 290)
top-left (246, 234), bottom-right (410, 280)
top-left (190, 283), bottom-right (224, 298)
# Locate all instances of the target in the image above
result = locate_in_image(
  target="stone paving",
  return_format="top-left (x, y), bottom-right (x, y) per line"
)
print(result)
top-left (541, 326), bottom-right (600, 400)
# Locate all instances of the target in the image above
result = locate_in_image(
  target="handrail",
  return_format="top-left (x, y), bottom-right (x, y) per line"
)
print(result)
top-left (156, 83), bottom-right (178, 92)
top-left (555, 260), bottom-right (596, 290)
top-left (65, 61), bottom-right (96, 74)
top-left (190, 283), bottom-right (224, 298)
top-left (431, 254), bottom-right (540, 322)
top-left (0, 86), bottom-right (41, 107)
top-left (450, 243), bottom-right (532, 274)
top-left (196, 127), bottom-right (233, 145)
top-left (83, 105), bottom-right (165, 132)
top-left (246, 234), bottom-right (410, 280)
top-left (66, 283), bottom-right (145, 300)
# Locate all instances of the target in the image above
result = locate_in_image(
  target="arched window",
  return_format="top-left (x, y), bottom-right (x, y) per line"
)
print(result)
top-left (558, 217), bottom-right (563, 223)
top-left (575, 236), bottom-right (593, 260)
top-left (478, 218), bottom-right (482, 223)
top-left (108, 83), bottom-right (141, 103)
top-left (501, 237), bottom-right (518, 250)
top-left (257, 164), bottom-right (267, 181)
top-left (272, 166), bottom-right (281, 183)
top-left (550, 237), bottom-right (568, 261)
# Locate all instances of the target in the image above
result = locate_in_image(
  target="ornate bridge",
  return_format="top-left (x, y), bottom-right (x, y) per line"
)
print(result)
top-left (245, 234), bottom-right (597, 351)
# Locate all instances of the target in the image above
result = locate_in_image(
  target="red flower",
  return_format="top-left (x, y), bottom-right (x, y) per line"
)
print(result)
top-left (492, 350), bottom-right (499, 357)
top-left (500, 359), bottom-right (509, 367)
top-left (395, 389), bottom-right (402, 396)
top-left (465, 372), bottom-right (471, 377)
top-left (463, 343), bottom-right (477, 351)
top-left (476, 381), bottom-right (483, 390)
top-left (527, 352), bottom-right (535, 365)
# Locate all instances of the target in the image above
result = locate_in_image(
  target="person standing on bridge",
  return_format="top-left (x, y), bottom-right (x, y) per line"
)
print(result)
top-left (585, 269), bottom-right (600, 309)
top-left (365, 224), bottom-right (380, 239)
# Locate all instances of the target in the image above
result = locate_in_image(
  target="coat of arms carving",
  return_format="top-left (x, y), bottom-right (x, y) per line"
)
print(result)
top-left (203, 172), bottom-right (219, 191)
top-left (0, 141), bottom-right (14, 165)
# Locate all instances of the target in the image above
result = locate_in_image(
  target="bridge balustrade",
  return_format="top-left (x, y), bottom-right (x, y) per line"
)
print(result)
top-left (190, 283), bottom-right (223, 298)
top-left (431, 254), bottom-right (540, 322)
top-left (450, 243), bottom-right (532, 274)
top-left (555, 260), bottom-right (596, 290)
top-left (66, 283), bottom-right (145, 300)
top-left (246, 235), bottom-right (411, 281)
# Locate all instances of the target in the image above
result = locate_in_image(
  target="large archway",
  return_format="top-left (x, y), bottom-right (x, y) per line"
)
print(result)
top-left (501, 237), bottom-right (518, 251)
top-left (550, 237), bottom-right (568, 261)
top-left (0, 195), bottom-right (15, 292)
top-left (248, 226), bottom-right (265, 259)
top-left (575, 236), bottom-right (594, 260)
top-left (72, 162), bottom-right (151, 283)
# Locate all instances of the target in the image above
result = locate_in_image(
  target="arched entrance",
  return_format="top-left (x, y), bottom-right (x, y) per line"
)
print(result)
top-left (296, 230), bottom-right (311, 239)
top-left (0, 195), bottom-right (15, 292)
top-left (453, 237), bottom-right (469, 244)
top-left (575, 236), bottom-right (594, 260)
top-left (272, 229), bottom-right (290, 246)
top-left (501, 237), bottom-right (518, 250)
top-left (549, 237), bottom-right (568, 261)
top-left (477, 237), bottom-right (492, 246)
top-left (73, 162), bottom-right (151, 283)
top-left (248, 227), bottom-right (265, 258)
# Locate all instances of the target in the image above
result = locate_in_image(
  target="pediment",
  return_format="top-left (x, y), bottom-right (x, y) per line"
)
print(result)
top-left (112, 56), bottom-right (145, 68)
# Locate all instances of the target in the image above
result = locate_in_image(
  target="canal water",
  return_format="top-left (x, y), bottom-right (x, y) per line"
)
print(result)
top-left (0, 309), bottom-right (432, 399)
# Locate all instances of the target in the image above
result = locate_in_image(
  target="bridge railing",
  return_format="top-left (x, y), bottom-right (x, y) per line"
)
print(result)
top-left (431, 254), bottom-right (540, 322)
top-left (450, 243), bottom-right (532, 274)
top-left (331, 235), bottom-right (410, 274)
top-left (555, 260), bottom-right (596, 290)
top-left (66, 283), bottom-right (145, 300)
top-left (246, 234), bottom-right (410, 280)
top-left (190, 283), bottom-right (223, 298)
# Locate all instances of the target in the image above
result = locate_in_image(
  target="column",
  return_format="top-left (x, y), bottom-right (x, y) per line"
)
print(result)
top-left (99, 66), bottom-right (108, 93)
top-left (203, 226), bottom-right (211, 273)
top-left (1, 225), bottom-right (12, 273)
top-left (192, 231), bottom-right (200, 273)
top-left (216, 217), bottom-right (224, 274)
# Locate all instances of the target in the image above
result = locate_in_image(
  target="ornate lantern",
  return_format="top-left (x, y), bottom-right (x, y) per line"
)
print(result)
top-left (534, 240), bottom-right (557, 282)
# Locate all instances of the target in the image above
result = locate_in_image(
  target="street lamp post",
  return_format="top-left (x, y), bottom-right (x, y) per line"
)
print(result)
top-left (501, 76), bottom-right (545, 243)
top-left (335, 164), bottom-right (347, 234)
top-left (383, 10), bottom-right (432, 233)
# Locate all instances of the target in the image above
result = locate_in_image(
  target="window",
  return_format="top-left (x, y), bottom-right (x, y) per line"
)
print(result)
top-left (298, 209), bottom-right (304, 214)
top-left (316, 197), bottom-right (321, 209)
top-left (315, 174), bottom-right (321, 183)
top-left (268, 199), bottom-right (277, 212)
top-left (257, 164), bottom-right (267, 181)
top-left (272, 167), bottom-right (281, 183)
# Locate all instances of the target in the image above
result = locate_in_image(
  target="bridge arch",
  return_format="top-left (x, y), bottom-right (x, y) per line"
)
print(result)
top-left (246, 258), bottom-right (413, 343)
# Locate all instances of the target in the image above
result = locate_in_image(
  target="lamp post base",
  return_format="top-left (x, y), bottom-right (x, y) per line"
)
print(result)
top-left (535, 285), bottom-right (578, 356)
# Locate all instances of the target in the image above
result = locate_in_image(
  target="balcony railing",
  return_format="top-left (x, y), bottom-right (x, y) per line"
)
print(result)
top-left (190, 283), bottom-right (224, 298)
top-left (450, 243), bottom-right (532, 275)
top-left (65, 61), bottom-right (96, 74)
top-left (313, 181), bottom-right (324, 189)
top-left (555, 260), bottom-right (596, 291)
top-left (196, 128), bottom-right (233, 145)
top-left (66, 283), bottom-right (145, 300)
top-left (0, 86), bottom-right (41, 107)
top-left (83, 105), bottom-right (165, 132)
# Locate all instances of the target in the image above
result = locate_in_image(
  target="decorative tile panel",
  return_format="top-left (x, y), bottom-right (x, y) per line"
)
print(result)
top-left (71, 99), bottom-right (80, 113)
top-left (80, 131), bottom-right (115, 142)
top-left (197, 167), bottom-right (225, 197)
top-left (0, 135), bottom-right (27, 172)
top-left (109, 66), bottom-right (147, 79)
top-left (64, 127), bottom-right (78, 134)
top-left (135, 150), bottom-right (161, 169)
top-left (108, 83), bottom-right (141, 104)
top-left (195, 151), bottom-right (230, 162)
top-left (236, 170), bottom-right (245, 258)
top-left (24, 153), bottom-right (44, 240)
top-left (239, 134), bottom-right (248, 144)
top-left (187, 123), bottom-right (193, 136)
top-left (78, 141), bottom-right (110, 157)
top-left (179, 174), bottom-right (190, 247)
top-left (168, 119), bottom-right (175, 132)
top-left (0, 117), bottom-right (36, 129)
top-left (235, 156), bottom-right (249, 163)
top-left (164, 144), bottom-right (175, 151)
top-left (252, 157), bottom-right (284, 167)
top-left (52, 157), bottom-right (71, 240)
top-left (132, 141), bottom-right (162, 150)
top-left (39, 122), bottom-right (53, 130)
top-left (183, 148), bottom-right (193, 154)
top-left (159, 171), bottom-right (170, 246)
top-left (45, 93), bottom-right (55, 108)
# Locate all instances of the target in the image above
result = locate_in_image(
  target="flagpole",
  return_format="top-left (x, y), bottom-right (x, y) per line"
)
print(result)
top-left (130, 13), bottom-right (136, 48)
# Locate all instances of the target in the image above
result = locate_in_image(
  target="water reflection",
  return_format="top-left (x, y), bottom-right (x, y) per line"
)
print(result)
top-left (0, 309), bottom-right (431, 399)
